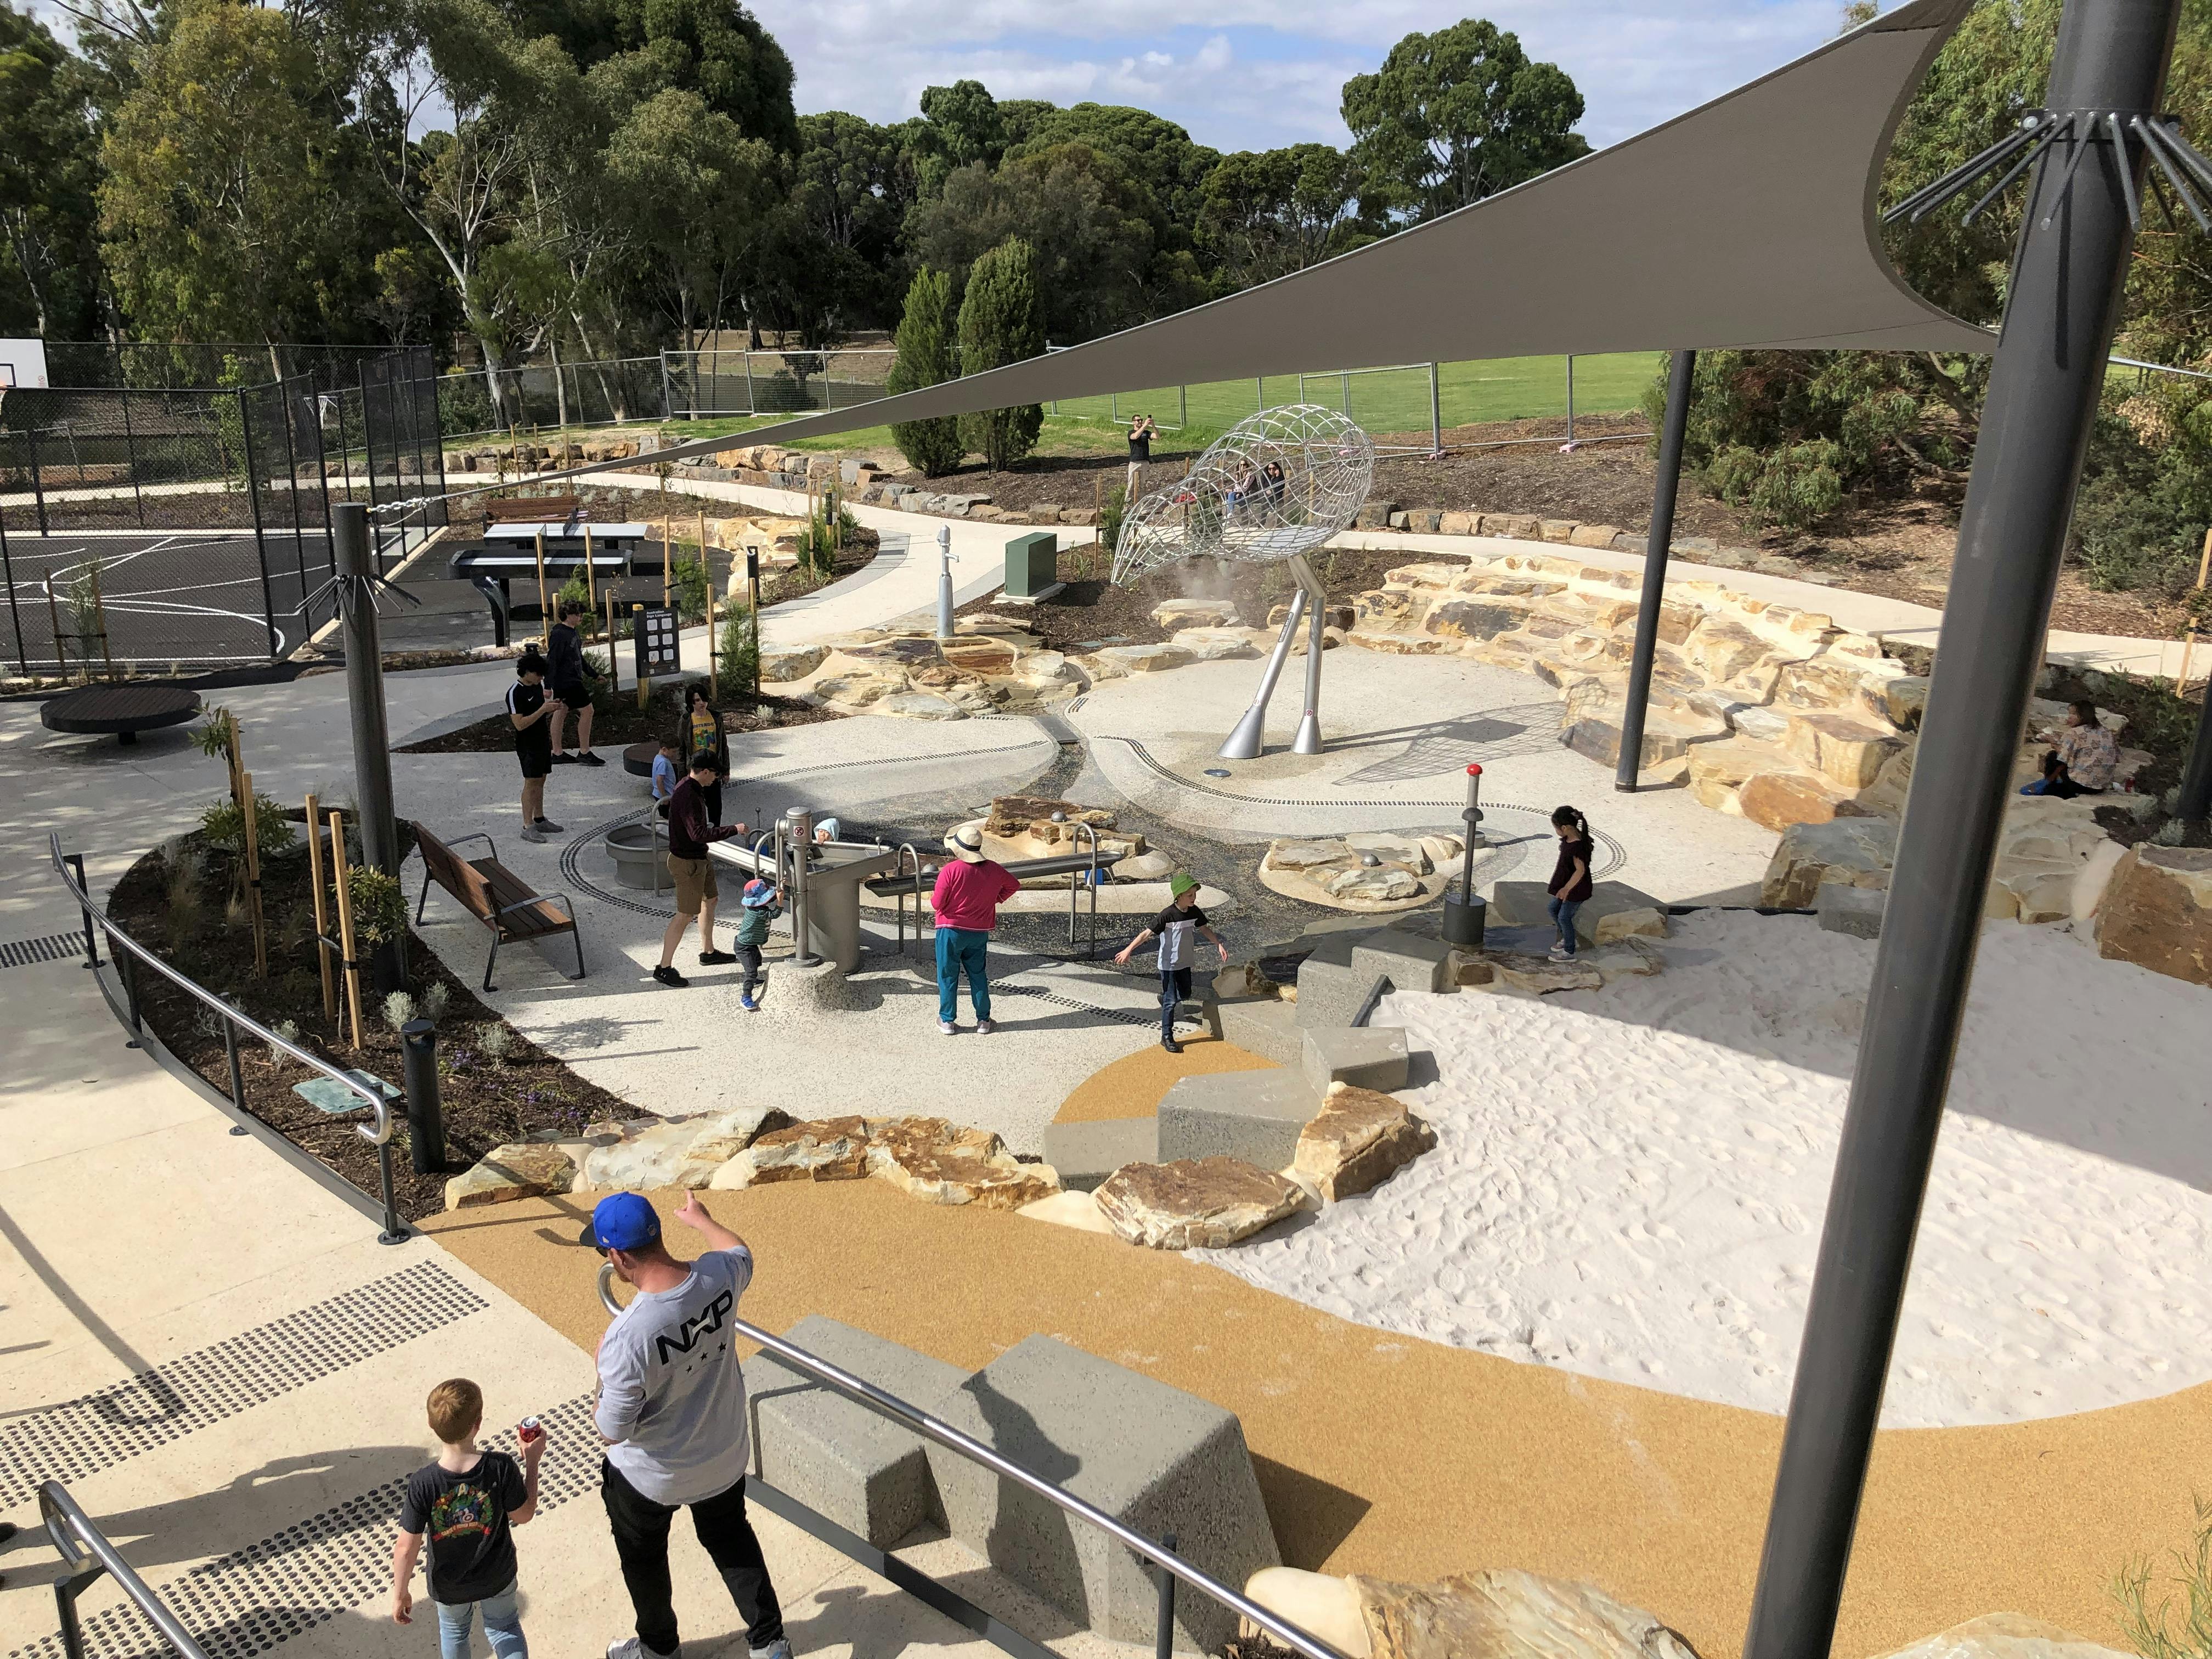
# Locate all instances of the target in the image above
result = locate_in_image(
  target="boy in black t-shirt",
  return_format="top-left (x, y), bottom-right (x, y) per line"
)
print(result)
top-left (1115, 873), bottom-right (1228, 1053)
top-left (507, 653), bottom-right (559, 844)
top-left (392, 1378), bottom-right (545, 1658)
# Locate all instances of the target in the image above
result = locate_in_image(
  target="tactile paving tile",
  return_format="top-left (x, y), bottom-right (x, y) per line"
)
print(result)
top-left (9, 1396), bottom-right (600, 1659)
top-left (0, 1263), bottom-right (489, 1510)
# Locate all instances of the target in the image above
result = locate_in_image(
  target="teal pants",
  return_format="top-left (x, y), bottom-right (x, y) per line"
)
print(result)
top-left (936, 927), bottom-right (991, 1023)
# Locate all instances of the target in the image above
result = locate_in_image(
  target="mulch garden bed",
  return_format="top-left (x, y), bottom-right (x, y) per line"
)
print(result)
top-left (957, 544), bottom-right (1464, 652)
top-left (394, 678), bottom-right (840, 755)
top-left (109, 819), bottom-right (631, 1221)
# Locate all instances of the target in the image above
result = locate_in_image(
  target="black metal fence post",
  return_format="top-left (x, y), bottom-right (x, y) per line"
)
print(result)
top-left (64, 853), bottom-right (98, 968)
top-left (377, 1138), bottom-right (407, 1244)
top-left (1740, 3), bottom-right (2181, 1656)
top-left (235, 387), bottom-right (280, 662)
top-left (1153, 1532), bottom-right (1177, 1659)
top-left (118, 947), bottom-right (140, 1045)
top-left (401, 1017), bottom-right (445, 1173)
top-left (1616, 347), bottom-right (1696, 791)
top-left (0, 496), bottom-right (22, 675)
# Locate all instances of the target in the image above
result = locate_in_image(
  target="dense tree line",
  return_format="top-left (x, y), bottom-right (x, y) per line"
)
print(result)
top-left (0, 0), bottom-right (1588, 383)
top-left (1654, 0), bottom-right (2212, 599)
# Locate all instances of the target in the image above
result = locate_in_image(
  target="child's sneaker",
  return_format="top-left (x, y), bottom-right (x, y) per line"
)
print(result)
top-left (607, 1640), bottom-right (677, 1659)
top-left (534, 817), bottom-right (564, 834)
top-left (974, 1019), bottom-right (996, 1035)
top-left (521, 826), bottom-right (548, 843)
top-left (740, 994), bottom-right (758, 1012)
top-left (749, 1640), bottom-right (793, 1659)
top-left (938, 1020), bottom-right (957, 1036)
top-left (652, 964), bottom-right (688, 988)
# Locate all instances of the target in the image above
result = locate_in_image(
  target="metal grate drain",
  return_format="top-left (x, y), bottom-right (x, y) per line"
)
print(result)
top-left (0, 933), bottom-right (84, 969)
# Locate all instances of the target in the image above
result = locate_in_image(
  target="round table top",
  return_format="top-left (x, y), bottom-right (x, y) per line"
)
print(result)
top-left (622, 739), bottom-right (660, 778)
top-left (41, 682), bottom-right (201, 735)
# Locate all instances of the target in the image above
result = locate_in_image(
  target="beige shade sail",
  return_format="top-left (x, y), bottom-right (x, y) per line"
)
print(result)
top-left (472, 0), bottom-right (1992, 494)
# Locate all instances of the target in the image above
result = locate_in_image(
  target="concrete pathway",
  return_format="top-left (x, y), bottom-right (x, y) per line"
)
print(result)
top-left (0, 930), bottom-right (1138, 1659)
top-left (1065, 648), bottom-right (1778, 906)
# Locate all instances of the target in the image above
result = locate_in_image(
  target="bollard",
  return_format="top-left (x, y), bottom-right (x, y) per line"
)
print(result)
top-left (934, 524), bottom-right (956, 641)
top-left (401, 1017), bottom-right (445, 1174)
top-left (1442, 764), bottom-right (1487, 950)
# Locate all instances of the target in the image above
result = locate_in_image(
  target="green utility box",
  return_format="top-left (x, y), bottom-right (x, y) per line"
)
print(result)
top-left (1003, 531), bottom-right (1060, 599)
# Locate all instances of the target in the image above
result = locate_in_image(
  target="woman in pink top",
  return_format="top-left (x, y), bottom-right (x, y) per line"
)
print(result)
top-left (932, 826), bottom-right (1021, 1035)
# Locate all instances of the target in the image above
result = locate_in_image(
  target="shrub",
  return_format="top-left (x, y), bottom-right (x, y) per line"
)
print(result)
top-left (1706, 439), bottom-right (1845, 532)
top-left (267, 1016), bottom-right (301, 1068)
top-left (669, 553), bottom-right (709, 623)
top-left (381, 990), bottom-right (417, 1031)
top-left (476, 1021), bottom-right (517, 1065)
top-left (957, 238), bottom-right (1046, 470)
top-left (346, 866), bottom-right (409, 947)
top-left (1098, 482), bottom-right (1128, 560)
top-left (2113, 1495), bottom-right (2212, 1659)
top-left (190, 706), bottom-right (236, 762)
top-left (720, 605), bottom-right (760, 696)
top-left (421, 981), bottom-right (452, 1025)
top-left (888, 268), bottom-right (966, 476)
top-left (200, 792), bottom-right (298, 860)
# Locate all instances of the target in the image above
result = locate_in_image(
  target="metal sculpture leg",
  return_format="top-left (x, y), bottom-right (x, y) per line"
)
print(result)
top-left (1218, 589), bottom-right (1308, 760)
top-left (1291, 558), bottom-right (1327, 756)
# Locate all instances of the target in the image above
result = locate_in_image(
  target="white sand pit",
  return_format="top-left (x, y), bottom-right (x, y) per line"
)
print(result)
top-left (1192, 910), bottom-right (2212, 1427)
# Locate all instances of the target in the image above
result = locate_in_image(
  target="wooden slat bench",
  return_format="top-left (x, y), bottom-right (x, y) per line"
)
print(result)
top-left (413, 822), bottom-right (585, 991)
top-left (482, 495), bottom-right (583, 524)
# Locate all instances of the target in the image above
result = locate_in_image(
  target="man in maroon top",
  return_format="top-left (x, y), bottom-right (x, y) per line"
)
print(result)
top-left (931, 826), bottom-right (1020, 1035)
top-left (654, 753), bottom-right (745, 988)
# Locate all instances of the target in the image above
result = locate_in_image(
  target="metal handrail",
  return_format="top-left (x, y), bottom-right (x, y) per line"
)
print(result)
top-left (51, 836), bottom-right (405, 1243)
top-left (41, 1480), bottom-right (212, 1659)
top-left (1068, 821), bottom-right (1101, 956)
top-left (596, 1264), bottom-right (1341, 1659)
top-left (893, 841), bottom-right (921, 955)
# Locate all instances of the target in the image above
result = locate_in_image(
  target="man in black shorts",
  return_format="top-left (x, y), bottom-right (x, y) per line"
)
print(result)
top-left (546, 599), bottom-right (603, 766)
top-left (508, 652), bottom-right (561, 843)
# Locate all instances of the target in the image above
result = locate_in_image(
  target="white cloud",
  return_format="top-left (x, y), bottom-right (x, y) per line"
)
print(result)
top-left (749, 0), bottom-right (1859, 152)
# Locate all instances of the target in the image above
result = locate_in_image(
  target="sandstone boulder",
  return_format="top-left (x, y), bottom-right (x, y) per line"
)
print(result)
top-left (1351, 1568), bottom-right (1701, 1659)
top-left (1784, 710), bottom-right (1906, 789)
top-left (760, 645), bottom-right (828, 683)
top-left (876, 691), bottom-right (967, 721)
top-left (1592, 906), bottom-right (1667, 943)
top-left (1760, 816), bottom-right (1899, 909)
top-left (1152, 597), bottom-right (1239, 628)
top-left (445, 1143), bottom-right (576, 1209)
top-left (1566, 523), bottom-right (1624, 548)
top-left (1090, 642), bottom-right (1194, 674)
top-left (2096, 844), bottom-right (2212, 985)
top-left (1480, 513), bottom-right (1542, 539)
top-left (1295, 1084), bottom-right (1436, 1201)
top-left (712, 1116), bottom-right (873, 1187)
top-left (1094, 1158), bottom-right (1306, 1249)
top-left (583, 1106), bottom-right (791, 1190)
top-left (1172, 627), bottom-right (1263, 661)
top-left (1482, 950), bottom-right (1603, 994)
top-left (1870, 1613), bottom-right (2137, 1659)
top-left (866, 1117), bottom-right (1062, 1209)
top-left (1329, 866), bottom-right (1421, 902)
top-left (1738, 769), bottom-right (1859, 832)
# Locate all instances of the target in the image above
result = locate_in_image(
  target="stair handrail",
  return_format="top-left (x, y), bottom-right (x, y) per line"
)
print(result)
top-left (41, 1479), bottom-right (212, 1659)
top-left (596, 1263), bottom-right (1343, 1659)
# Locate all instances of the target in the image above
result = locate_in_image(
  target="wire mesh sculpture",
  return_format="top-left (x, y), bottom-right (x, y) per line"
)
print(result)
top-left (1113, 405), bottom-right (1376, 758)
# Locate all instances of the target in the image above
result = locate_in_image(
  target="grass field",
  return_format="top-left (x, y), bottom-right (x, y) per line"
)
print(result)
top-left (578, 350), bottom-right (1661, 463)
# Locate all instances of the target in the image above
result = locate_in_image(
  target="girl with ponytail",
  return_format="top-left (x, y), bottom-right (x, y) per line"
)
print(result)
top-left (1545, 805), bottom-right (1595, 960)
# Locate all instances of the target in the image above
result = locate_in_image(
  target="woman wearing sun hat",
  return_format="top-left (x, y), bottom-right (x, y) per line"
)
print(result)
top-left (930, 824), bottom-right (1020, 1035)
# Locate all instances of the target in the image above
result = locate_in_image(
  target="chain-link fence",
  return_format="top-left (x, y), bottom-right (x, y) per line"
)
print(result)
top-left (39, 340), bottom-right (405, 396)
top-left (0, 349), bottom-right (439, 673)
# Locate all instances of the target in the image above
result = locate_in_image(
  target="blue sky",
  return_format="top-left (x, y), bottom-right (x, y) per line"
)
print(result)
top-left (745, 0), bottom-right (1856, 153)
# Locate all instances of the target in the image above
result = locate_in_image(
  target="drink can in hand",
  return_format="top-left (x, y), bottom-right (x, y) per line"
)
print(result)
top-left (519, 1417), bottom-right (543, 1445)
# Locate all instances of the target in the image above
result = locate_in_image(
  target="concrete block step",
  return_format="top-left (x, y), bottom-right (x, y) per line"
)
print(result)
top-left (1158, 1068), bottom-right (1321, 1170)
top-left (1042, 1116), bottom-right (1160, 1192)
top-left (1301, 1025), bottom-right (1409, 1094)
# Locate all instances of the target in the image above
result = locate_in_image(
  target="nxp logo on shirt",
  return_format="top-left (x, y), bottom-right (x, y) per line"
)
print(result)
top-left (653, 1288), bottom-right (735, 1365)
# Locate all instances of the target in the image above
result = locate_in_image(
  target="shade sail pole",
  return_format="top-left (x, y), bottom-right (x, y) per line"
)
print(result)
top-left (1740, 2), bottom-right (2179, 1655)
top-left (1615, 349), bottom-right (1696, 791)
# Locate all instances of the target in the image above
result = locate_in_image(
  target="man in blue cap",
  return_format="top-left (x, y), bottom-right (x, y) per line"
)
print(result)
top-left (588, 1190), bottom-right (789, 1659)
